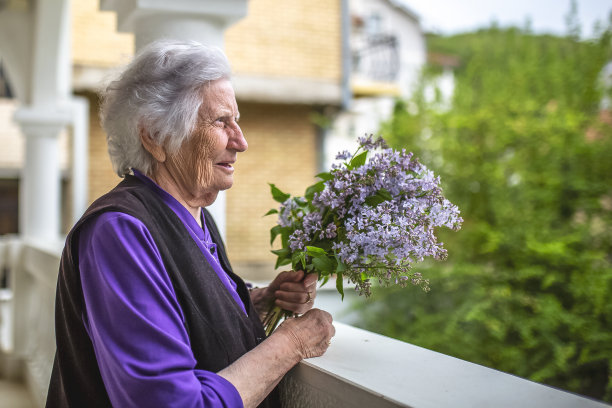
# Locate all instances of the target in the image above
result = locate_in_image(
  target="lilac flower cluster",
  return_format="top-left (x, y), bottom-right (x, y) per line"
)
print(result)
top-left (276, 134), bottom-right (462, 296)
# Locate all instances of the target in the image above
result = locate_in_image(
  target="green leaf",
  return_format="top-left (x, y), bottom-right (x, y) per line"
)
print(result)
top-left (305, 181), bottom-right (326, 200)
top-left (348, 151), bottom-right (368, 169)
top-left (316, 171), bottom-right (334, 181)
top-left (365, 195), bottom-right (385, 206)
top-left (264, 208), bottom-right (278, 216)
top-left (271, 248), bottom-right (291, 269)
top-left (269, 183), bottom-right (291, 203)
top-left (336, 272), bottom-right (344, 300)
top-left (312, 256), bottom-right (335, 275)
top-left (315, 240), bottom-right (333, 252)
top-left (292, 251), bottom-right (306, 270)
top-left (280, 228), bottom-right (290, 248)
top-left (275, 256), bottom-right (292, 269)
top-left (271, 248), bottom-right (290, 257)
top-left (377, 188), bottom-right (392, 200)
top-left (306, 246), bottom-right (327, 256)
top-left (270, 225), bottom-right (282, 245)
top-left (364, 188), bottom-right (394, 206)
top-left (294, 197), bottom-right (308, 207)
top-left (300, 252), bottom-right (307, 270)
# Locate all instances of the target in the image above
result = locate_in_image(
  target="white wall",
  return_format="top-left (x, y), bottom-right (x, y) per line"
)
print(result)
top-left (324, 0), bottom-right (426, 171)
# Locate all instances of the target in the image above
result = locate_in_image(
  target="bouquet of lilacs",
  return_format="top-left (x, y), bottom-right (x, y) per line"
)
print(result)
top-left (263, 135), bottom-right (462, 334)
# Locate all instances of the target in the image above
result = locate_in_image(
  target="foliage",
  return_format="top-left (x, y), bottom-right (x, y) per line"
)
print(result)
top-left (355, 20), bottom-right (612, 402)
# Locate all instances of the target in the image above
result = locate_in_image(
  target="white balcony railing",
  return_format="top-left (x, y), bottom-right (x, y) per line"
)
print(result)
top-left (0, 236), bottom-right (60, 406)
top-left (0, 236), bottom-right (609, 408)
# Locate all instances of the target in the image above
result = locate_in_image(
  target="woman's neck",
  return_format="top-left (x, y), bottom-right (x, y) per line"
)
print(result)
top-left (146, 166), bottom-right (203, 228)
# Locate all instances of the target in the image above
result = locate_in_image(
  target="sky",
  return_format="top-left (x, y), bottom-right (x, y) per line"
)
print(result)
top-left (402, 0), bottom-right (611, 38)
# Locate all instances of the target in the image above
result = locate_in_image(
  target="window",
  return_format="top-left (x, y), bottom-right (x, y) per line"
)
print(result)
top-left (366, 13), bottom-right (382, 36)
top-left (0, 60), bottom-right (14, 99)
top-left (0, 179), bottom-right (18, 235)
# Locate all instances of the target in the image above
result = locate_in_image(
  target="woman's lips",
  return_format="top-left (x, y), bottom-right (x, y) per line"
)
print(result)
top-left (215, 162), bottom-right (234, 171)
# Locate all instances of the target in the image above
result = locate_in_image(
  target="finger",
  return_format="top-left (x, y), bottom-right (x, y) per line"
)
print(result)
top-left (278, 269), bottom-right (305, 284)
top-left (278, 280), bottom-right (316, 293)
top-left (303, 273), bottom-right (318, 288)
top-left (269, 270), bottom-right (303, 292)
top-left (311, 309), bottom-right (333, 326)
top-left (268, 270), bottom-right (288, 291)
top-left (275, 289), bottom-right (313, 304)
top-left (275, 298), bottom-right (311, 314)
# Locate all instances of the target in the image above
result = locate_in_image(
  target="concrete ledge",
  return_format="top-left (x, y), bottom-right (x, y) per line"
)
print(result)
top-left (282, 322), bottom-right (610, 408)
top-left (232, 75), bottom-right (342, 105)
top-left (72, 64), bottom-right (342, 105)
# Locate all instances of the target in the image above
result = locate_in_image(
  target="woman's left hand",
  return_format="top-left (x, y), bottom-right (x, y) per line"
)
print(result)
top-left (269, 270), bottom-right (317, 314)
top-left (251, 270), bottom-right (317, 317)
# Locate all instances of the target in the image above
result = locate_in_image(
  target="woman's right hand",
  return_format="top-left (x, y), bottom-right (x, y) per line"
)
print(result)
top-left (219, 309), bottom-right (334, 407)
top-left (274, 309), bottom-right (335, 360)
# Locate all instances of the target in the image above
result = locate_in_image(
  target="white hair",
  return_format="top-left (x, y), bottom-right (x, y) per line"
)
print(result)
top-left (100, 40), bottom-right (232, 176)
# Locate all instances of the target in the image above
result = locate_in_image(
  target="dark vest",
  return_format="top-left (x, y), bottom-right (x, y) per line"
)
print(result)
top-left (46, 175), bottom-right (279, 407)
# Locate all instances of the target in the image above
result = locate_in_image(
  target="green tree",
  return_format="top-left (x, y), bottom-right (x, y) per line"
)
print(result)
top-left (355, 19), bottom-right (612, 401)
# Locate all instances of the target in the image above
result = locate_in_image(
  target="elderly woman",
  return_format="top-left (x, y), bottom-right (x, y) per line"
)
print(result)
top-left (46, 40), bottom-right (335, 408)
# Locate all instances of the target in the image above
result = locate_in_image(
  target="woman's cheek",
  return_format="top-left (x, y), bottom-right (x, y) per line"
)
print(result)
top-left (195, 140), bottom-right (214, 186)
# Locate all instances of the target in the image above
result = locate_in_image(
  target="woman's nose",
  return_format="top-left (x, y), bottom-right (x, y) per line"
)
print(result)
top-left (230, 122), bottom-right (248, 152)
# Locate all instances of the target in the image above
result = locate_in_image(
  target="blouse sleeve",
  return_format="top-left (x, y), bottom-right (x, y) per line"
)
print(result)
top-left (78, 211), bottom-right (243, 408)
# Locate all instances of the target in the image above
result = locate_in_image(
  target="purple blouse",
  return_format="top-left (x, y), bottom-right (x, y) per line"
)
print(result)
top-left (78, 171), bottom-right (245, 408)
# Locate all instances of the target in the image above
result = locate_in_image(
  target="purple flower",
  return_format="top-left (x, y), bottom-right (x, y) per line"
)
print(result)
top-left (289, 229), bottom-right (309, 252)
top-left (270, 135), bottom-right (462, 296)
top-left (323, 223), bottom-right (337, 239)
top-left (278, 198), bottom-right (300, 227)
top-left (335, 150), bottom-right (352, 160)
top-left (357, 134), bottom-right (388, 150)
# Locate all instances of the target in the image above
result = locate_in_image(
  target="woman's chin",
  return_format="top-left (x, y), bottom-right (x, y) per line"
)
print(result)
top-left (197, 182), bottom-right (234, 207)
top-left (211, 174), bottom-right (234, 192)
top-left (191, 191), bottom-right (218, 208)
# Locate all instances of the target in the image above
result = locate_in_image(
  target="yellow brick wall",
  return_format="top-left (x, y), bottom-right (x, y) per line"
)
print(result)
top-left (226, 103), bottom-right (318, 280)
top-left (72, 0), bottom-right (341, 81)
top-left (72, 0), bottom-right (134, 67)
top-left (226, 0), bottom-right (342, 81)
top-left (81, 92), bottom-right (122, 203)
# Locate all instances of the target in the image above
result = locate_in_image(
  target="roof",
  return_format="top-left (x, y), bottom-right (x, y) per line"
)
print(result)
top-left (384, 0), bottom-right (421, 22)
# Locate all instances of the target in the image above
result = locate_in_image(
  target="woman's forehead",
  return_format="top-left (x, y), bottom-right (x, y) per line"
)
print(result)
top-left (200, 80), bottom-right (238, 114)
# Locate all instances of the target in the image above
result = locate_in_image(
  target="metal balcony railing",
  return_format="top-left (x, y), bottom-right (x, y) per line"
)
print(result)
top-left (352, 33), bottom-right (400, 83)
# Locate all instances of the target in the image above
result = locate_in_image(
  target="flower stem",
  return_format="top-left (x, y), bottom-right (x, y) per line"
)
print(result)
top-left (262, 304), bottom-right (291, 336)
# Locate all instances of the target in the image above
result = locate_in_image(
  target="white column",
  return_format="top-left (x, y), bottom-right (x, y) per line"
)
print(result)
top-left (101, 0), bottom-right (248, 49)
top-left (133, 14), bottom-right (225, 50)
top-left (29, 0), bottom-right (72, 107)
top-left (7, 0), bottom-right (72, 242)
top-left (71, 97), bottom-right (90, 223)
top-left (14, 109), bottom-right (70, 241)
top-left (100, 0), bottom-right (248, 240)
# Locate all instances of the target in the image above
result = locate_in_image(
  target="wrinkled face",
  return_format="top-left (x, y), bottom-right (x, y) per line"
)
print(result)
top-left (166, 79), bottom-right (247, 206)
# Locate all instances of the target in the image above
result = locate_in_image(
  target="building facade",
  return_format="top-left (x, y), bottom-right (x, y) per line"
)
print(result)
top-left (1, 0), bottom-right (345, 281)
top-left (324, 0), bottom-right (426, 169)
top-left (0, 0), bottom-right (424, 281)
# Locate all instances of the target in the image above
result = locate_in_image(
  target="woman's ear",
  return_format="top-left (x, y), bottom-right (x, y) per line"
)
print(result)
top-left (139, 126), bottom-right (167, 163)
